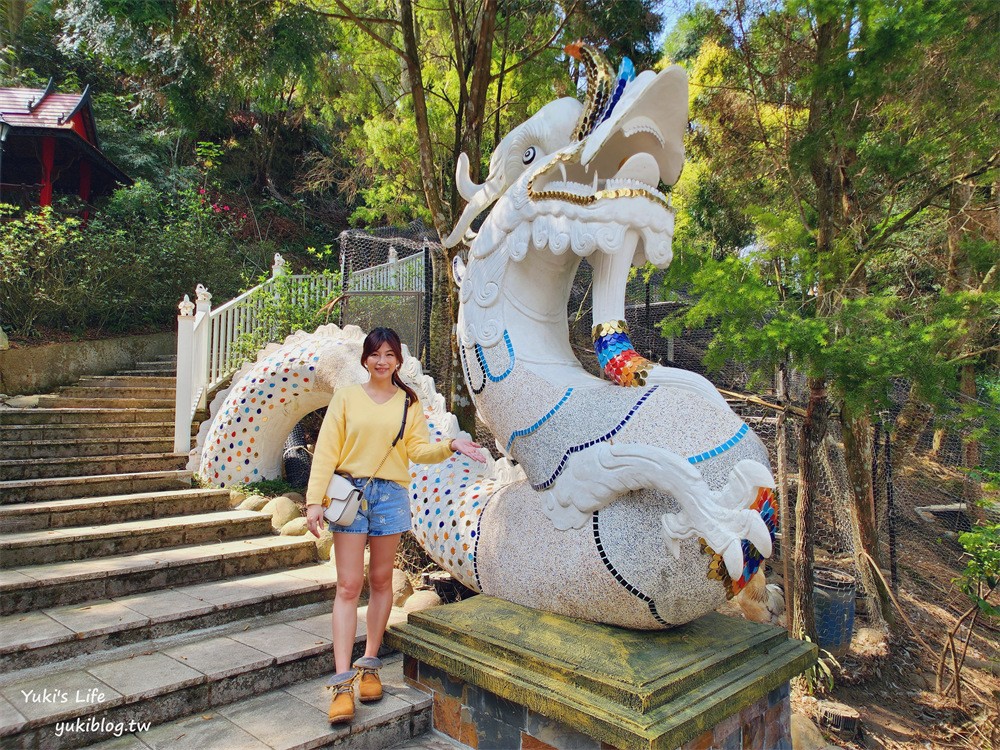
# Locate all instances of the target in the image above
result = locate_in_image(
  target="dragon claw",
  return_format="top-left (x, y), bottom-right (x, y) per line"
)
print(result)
top-left (721, 540), bottom-right (746, 582)
top-left (745, 509), bottom-right (773, 557)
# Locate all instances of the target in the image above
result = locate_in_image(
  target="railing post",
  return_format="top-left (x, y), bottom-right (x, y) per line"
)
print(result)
top-left (270, 252), bottom-right (287, 340)
top-left (388, 245), bottom-right (398, 289)
top-left (193, 284), bottom-right (212, 409)
top-left (272, 252), bottom-right (286, 278)
top-left (173, 295), bottom-right (196, 455)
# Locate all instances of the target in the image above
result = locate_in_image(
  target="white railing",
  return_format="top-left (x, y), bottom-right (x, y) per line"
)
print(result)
top-left (347, 245), bottom-right (425, 292)
top-left (173, 254), bottom-right (341, 454)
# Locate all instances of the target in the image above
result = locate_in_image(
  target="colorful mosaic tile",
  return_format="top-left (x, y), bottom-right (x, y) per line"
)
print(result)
top-left (592, 320), bottom-right (653, 387)
top-left (701, 487), bottom-right (778, 598)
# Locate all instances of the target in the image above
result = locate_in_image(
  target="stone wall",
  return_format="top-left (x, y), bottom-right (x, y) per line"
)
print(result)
top-left (0, 332), bottom-right (174, 395)
top-left (404, 656), bottom-right (793, 750)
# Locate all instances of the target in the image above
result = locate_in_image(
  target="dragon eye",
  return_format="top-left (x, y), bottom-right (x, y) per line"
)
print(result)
top-left (522, 147), bottom-right (537, 164)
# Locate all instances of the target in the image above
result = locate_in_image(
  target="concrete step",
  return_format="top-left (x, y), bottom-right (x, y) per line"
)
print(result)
top-left (0, 606), bottom-right (411, 750)
top-left (128, 360), bottom-right (176, 371)
top-left (86, 654), bottom-right (430, 750)
top-left (0, 488), bottom-right (232, 533)
top-left (76, 376), bottom-right (176, 389)
top-left (0, 422), bottom-right (175, 442)
top-left (0, 564), bottom-right (339, 672)
top-left (59, 386), bottom-right (176, 400)
top-left (0, 408), bottom-right (174, 426)
top-left (35, 396), bottom-right (176, 410)
top-left (1, 436), bottom-right (175, 460)
top-left (0, 510), bottom-right (273, 566)
top-left (0, 470), bottom-right (193, 504)
top-left (0, 453), bottom-right (186, 481)
top-left (0, 535), bottom-right (317, 615)
top-left (115, 368), bottom-right (176, 376)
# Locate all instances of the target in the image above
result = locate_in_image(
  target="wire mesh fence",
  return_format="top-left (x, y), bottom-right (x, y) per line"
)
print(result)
top-left (337, 221), bottom-right (437, 363)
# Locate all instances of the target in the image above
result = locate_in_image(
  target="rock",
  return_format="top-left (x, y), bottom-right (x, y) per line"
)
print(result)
top-left (238, 494), bottom-right (269, 512)
top-left (315, 529), bottom-right (334, 560)
top-left (392, 569), bottom-right (414, 607)
top-left (262, 496), bottom-right (301, 530)
top-left (403, 589), bottom-right (441, 613)
top-left (283, 492), bottom-right (305, 504)
top-left (791, 712), bottom-right (831, 750)
top-left (228, 489), bottom-right (247, 508)
top-left (280, 517), bottom-right (309, 536)
top-left (0, 328), bottom-right (8, 350)
top-left (6, 395), bottom-right (40, 408)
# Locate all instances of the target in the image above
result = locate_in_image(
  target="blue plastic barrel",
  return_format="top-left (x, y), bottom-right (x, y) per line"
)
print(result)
top-left (812, 567), bottom-right (856, 659)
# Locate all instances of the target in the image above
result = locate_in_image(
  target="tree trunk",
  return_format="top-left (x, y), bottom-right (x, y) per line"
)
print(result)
top-left (959, 363), bottom-right (983, 519)
top-left (791, 377), bottom-right (827, 643)
top-left (399, 0), bottom-right (455, 414)
top-left (841, 409), bottom-right (895, 630)
top-left (892, 382), bottom-right (934, 461)
top-left (776, 364), bottom-right (794, 626)
top-left (930, 426), bottom-right (947, 460)
top-left (461, 0), bottom-right (496, 174)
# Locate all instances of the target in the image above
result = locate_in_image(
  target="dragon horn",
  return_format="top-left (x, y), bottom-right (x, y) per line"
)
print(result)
top-left (565, 41), bottom-right (616, 142)
top-left (455, 152), bottom-right (481, 202)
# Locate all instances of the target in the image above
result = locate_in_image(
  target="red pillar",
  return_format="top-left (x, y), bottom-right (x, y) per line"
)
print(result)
top-left (78, 159), bottom-right (92, 221)
top-left (39, 136), bottom-right (55, 207)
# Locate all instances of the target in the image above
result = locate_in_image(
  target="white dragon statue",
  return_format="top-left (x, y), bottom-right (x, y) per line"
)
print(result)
top-left (194, 45), bottom-right (777, 629)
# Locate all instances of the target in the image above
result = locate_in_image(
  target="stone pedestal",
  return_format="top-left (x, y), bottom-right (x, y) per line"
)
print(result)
top-left (386, 596), bottom-right (816, 750)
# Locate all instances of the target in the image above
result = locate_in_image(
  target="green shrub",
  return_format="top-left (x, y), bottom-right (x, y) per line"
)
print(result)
top-left (0, 179), bottom-right (275, 337)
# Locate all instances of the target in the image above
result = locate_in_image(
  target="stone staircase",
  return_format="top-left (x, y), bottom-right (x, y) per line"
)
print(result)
top-left (0, 356), bottom-right (434, 750)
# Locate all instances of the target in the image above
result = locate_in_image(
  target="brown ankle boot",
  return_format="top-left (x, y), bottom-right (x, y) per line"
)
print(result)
top-left (353, 656), bottom-right (383, 703)
top-left (326, 670), bottom-right (356, 724)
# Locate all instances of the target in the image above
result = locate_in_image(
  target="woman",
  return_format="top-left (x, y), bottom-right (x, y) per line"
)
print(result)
top-left (305, 327), bottom-right (486, 724)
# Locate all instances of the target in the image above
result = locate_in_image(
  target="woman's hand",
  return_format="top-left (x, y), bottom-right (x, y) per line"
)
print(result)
top-left (305, 504), bottom-right (326, 538)
top-left (450, 438), bottom-right (488, 463)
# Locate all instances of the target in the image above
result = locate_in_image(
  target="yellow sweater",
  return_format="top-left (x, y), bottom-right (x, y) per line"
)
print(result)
top-left (305, 384), bottom-right (454, 506)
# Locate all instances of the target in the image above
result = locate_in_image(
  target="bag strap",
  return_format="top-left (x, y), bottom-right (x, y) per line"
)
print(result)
top-left (363, 394), bottom-right (410, 492)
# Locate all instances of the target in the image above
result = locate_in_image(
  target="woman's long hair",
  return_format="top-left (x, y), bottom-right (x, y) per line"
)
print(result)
top-left (361, 327), bottom-right (419, 405)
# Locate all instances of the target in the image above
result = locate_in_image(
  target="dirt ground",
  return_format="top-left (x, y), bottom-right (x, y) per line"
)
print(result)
top-left (777, 477), bottom-right (1000, 750)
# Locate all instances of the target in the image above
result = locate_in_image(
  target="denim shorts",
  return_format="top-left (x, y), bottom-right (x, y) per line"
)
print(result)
top-left (330, 477), bottom-right (412, 537)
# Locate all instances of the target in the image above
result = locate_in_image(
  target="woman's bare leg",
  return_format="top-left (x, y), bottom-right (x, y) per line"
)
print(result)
top-left (331, 532), bottom-right (369, 673)
top-left (363, 533), bottom-right (403, 658)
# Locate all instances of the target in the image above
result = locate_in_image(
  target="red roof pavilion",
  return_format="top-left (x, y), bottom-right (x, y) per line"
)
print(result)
top-left (0, 81), bottom-right (132, 213)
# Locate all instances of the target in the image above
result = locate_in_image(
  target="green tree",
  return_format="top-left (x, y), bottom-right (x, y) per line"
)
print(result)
top-left (307, 0), bottom-right (583, 430)
top-left (662, 0), bottom-right (1000, 641)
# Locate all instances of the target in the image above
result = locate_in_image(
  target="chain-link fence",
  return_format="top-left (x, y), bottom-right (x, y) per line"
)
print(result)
top-left (337, 221), bottom-right (437, 363)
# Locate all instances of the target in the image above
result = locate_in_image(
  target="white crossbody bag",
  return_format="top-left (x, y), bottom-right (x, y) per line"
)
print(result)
top-left (323, 395), bottom-right (409, 526)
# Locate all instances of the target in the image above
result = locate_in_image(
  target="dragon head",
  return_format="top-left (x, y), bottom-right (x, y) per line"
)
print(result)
top-left (446, 45), bottom-right (688, 331)
top-left (444, 96), bottom-right (583, 248)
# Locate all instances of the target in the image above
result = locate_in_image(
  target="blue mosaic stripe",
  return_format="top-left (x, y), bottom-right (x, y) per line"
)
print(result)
top-left (592, 512), bottom-right (669, 627)
top-left (686, 424), bottom-right (750, 465)
top-left (506, 387), bottom-right (574, 451)
top-left (533, 387), bottom-right (658, 491)
top-left (475, 330), bottom-right (515, 382)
